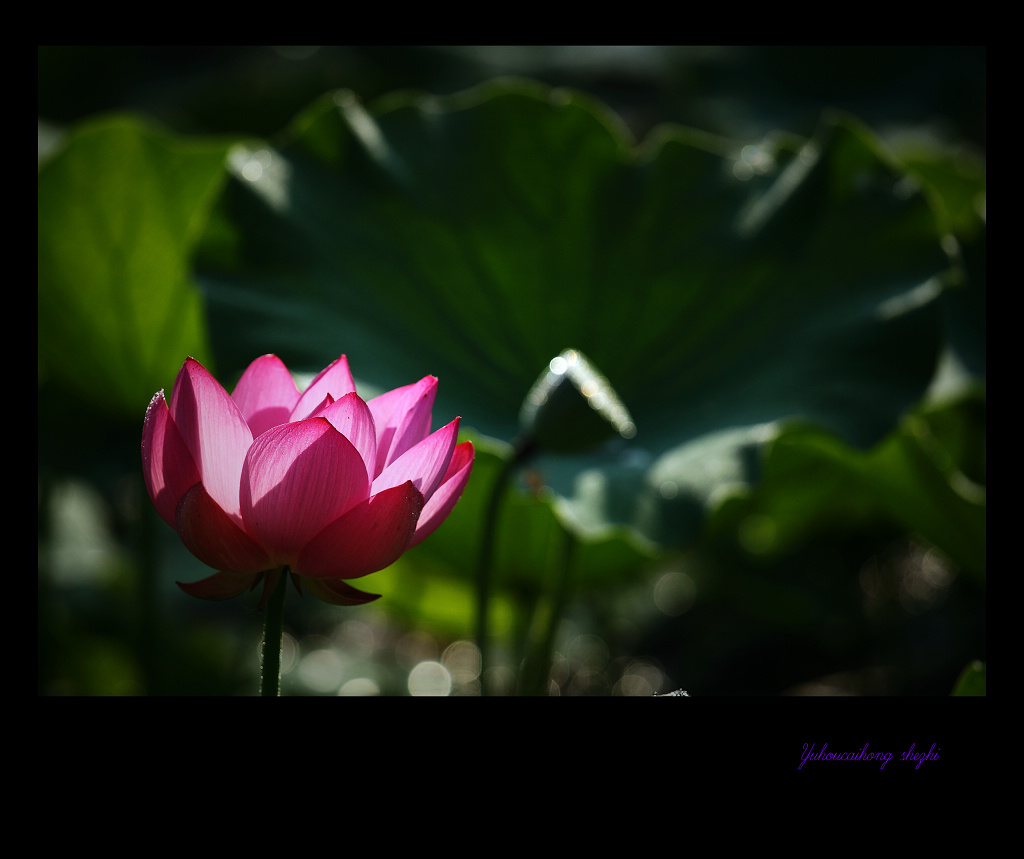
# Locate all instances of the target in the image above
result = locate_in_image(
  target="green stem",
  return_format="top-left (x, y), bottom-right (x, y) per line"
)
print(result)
top-left (260, 568), bottom-right (288, 697)
top-left (475, 437), bottom-right (536, 694)
top-left (520, 525), bottom-right (577, 695)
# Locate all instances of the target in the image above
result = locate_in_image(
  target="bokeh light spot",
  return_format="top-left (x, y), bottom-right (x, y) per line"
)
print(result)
top-left (408, 660), bottom-right (452, 696)
top-left (339, 677), bottom-right (380, 696)
top-left (653, 570), bottom-right (696, 616)
top-left (298, 648), bottom-right (345, 693)
top-left (442, 640), bottom-right (481, 684)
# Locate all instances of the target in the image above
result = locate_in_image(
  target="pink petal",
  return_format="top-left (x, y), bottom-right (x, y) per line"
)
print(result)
top-left (295, 481), bottom-right (424, 579)
top-left (169, 357), bottom-right (253, 524)
top-left (320, 393), bottom-right (377, 482)
top-left (141, 390), bottom-right (200, 528)
top-left (302, 577), bottom-right (382, 606)
top-left (298, 393), bottom-right (335, 421)
top-left (290, 355), bottom-right (356, 422)
top-left (175, 482), bottom-right (274, 573)
top-left (371, 417), bottom-right (459, 502)
top-left (231, 354), bottom-right (301, 437)
top-left (409, 440), bottom-right (475, 547)
top-left (177, 568), bottom-right (264, 600)
top-left (367, 376), bottom-right (437, 477)
top-left (240, 417), bottom-right (370, 566)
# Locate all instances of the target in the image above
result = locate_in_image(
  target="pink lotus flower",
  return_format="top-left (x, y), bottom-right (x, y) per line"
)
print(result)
top-left (142, 354), bottom-right (474, 606)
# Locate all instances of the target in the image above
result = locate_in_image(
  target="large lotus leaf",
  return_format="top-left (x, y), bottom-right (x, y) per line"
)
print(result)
top-left (38, 116), bottom-right (229, 417)
top-left (196, 79), bottom-right (950, 546)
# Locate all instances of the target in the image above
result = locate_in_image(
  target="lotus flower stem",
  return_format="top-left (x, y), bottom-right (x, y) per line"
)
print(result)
top-left (475, 437), bottom-right (537, 694)
top-left (260, 569), bottom-right (288, 696)
top-left (520, 526), bottom-right (576, 695)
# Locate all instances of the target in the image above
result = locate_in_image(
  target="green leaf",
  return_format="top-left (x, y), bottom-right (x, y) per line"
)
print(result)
top-left (707, 392), bottom-right (985, 583)
top-left (197, 80), bottom-right (951, 546)
top-left (38, 116), bottom-right (231, 417)
top-left (952, 660), bottom-right (985, 696)
top-left (893, 139), bottom-right (986, 384)
top-left (895, 140), bottom-right (986, 242)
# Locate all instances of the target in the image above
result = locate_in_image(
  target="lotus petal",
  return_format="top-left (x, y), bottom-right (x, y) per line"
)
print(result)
top-left (371, 417), bottom-right (459, 501)
top-left (142, 390), bottom-right (200, 527)
top-left (169, 357), bottom-right (252, 524)
top-left (409, 440), bottom-right (474, 547)
top-left (177, 568), bottom-right (265, 600)
top-left (291, 354), bottom-right (356, 420)
top-left (320, 392), bottom-right (377, 483)
top-left (240, 417), bottom-right (369, 565)
top-left (296, 481), bottom-right (424, 579)
top-left (303, 577), bottom-right (382, 606)
top-left (232, 354), bottom-right (301, 437)
top-left (367, 376), bottom-right (437, 477)
top-left (176, 482), bottom-right (273, 573)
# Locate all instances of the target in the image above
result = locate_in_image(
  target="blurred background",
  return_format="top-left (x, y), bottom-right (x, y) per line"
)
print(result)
top-left (38, 46), bottom-right (985, 696)
top-left (38, 46), bottom-right (986, 151)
